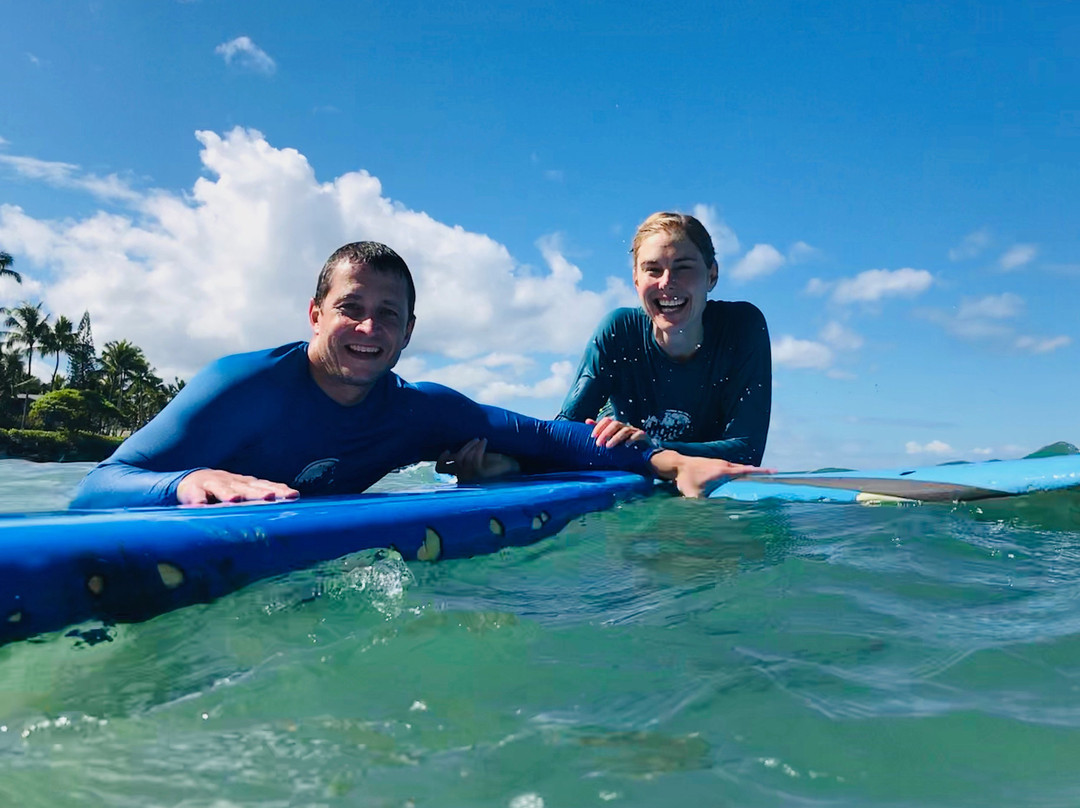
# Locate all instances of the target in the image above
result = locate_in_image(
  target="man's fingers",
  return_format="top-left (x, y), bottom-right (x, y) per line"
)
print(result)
top-left (180, 470), bottom-right (298, 505)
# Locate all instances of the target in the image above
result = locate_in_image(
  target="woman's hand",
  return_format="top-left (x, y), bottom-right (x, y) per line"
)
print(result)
top-left (647, 450), bottom-right (774, 498)
top-left (587, 416), bottom-right (653, 448)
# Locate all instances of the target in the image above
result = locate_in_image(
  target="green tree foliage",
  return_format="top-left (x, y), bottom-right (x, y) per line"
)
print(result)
top-left (0, 291), bottom-right (181, 446)
top-left (28, 389), bottom-right (94, 433)
top-left (40, 314), bottom-right (78, 389)
top-left (67, 311), bottom-right (97, 390)
top-left (3, 302), bottom-right (50, 378)
top-left (0, 251), bottom-right (21, 285)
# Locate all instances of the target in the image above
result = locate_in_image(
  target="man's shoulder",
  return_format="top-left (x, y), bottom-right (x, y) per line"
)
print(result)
top-left (208, 342), bottom-right (307, 375)
top-left (193, 342), bottom-right (309, 394)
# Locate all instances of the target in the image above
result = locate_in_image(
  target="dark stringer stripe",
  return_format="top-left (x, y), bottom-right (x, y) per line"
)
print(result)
top-left (745, 476), bottom-right (1007, 502)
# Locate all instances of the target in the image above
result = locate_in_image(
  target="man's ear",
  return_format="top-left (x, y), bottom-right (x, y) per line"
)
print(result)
top-left (308, 299), bottom-right (321, 333)
top-left (708, 263), bottom-right (719, 292)
top-left (402, 316), bottom-right (416, 349)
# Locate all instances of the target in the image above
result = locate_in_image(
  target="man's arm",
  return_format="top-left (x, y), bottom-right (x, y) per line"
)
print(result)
top-left (414, 384), bottom-right (770, 495)
top-left (70, 354), bottom-right (295, 509)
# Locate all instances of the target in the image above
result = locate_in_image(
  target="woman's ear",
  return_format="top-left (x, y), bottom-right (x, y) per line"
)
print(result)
top-left (708, 263), bottom-right (719, 291)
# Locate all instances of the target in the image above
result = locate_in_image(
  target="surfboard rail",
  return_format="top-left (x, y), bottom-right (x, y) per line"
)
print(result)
top-left (0, 471), bottom-right (653, 645)
top-left (709, 455), bottom-right (1080, 503)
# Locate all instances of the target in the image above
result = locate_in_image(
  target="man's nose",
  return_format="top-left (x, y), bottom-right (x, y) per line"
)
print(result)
top-left (354, 316), bottom-right (377, 333)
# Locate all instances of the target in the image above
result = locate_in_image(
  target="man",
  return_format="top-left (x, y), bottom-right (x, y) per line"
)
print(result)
top-left (71, 242), bottom-right (767, 509)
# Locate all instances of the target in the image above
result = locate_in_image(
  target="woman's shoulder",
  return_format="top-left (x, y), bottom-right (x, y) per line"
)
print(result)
top-left (705, 299), bottom-right (767, 328)
top-left (596, 306), bottom-right (649, 335)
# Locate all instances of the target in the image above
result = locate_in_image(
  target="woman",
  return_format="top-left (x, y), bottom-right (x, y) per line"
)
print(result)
top-left (558, 211), bottom-right (771, 464)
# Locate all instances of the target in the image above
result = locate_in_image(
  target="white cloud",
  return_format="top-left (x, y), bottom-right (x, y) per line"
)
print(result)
top-left (215, 36), bottom-right (276, 75)
top-left (905, 440), bottom-right (953, 455)
top-left (543, 169), bottom-right (564, 182)
top-left (0, 128), bottom-right (637, 404)
top-left (690, 204), bottom-right (740, 262)
top-left (0, 153), bottom-right (140, 202)
top-left (1015, 334), bottom-right (1071, 354)
top-left (27, 53), bottom-right (41, 67)
top-left (396, 355), bottom-right (574, 406)
top-left (788, 241), bottom-right (820, 264)
top-left (956, 292), bottom-right (1023, 321)
top-left (918, 293), bottom-right (1025, 342)
top-left (772, 335), bottom-right (833, 370)
top-left (948, 228), bottom-right (991, 261)
top-left (804, 277), bottom-right (831, 297)
top-left (999, 243), bottom-right (1037, 271)
top-left (971, 447), bottom-right (993, 456)
top-left (820, 321), bottom-right (863, 351)
top-left (832, 268), bottom-right (933, 304)
top-left (729, 243), bottom-right (785, 282)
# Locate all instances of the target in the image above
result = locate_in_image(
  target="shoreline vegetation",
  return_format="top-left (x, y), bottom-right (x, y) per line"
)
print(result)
top-left (1, 249), bottom-right (182, 463)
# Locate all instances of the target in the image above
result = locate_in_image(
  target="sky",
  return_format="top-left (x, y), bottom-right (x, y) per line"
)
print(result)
top-left (1, 0), bottom-right (1077, 471)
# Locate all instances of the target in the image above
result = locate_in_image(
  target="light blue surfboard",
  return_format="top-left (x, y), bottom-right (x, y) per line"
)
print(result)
top-left (708, 454), bottom-right (1080, 504)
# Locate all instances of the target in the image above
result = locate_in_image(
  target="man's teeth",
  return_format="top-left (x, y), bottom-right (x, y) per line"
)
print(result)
top-left (348, 345), bottom-right (380, 354)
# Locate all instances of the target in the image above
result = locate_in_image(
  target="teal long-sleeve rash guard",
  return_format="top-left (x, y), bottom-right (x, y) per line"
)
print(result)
top-left (557, 301), bottom-right (772, 466)
top-left (71, 342), bottom-right (659, 509)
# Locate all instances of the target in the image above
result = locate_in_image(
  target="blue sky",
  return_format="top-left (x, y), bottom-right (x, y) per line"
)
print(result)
top-left (1, 0), bottom-right (1077, 470)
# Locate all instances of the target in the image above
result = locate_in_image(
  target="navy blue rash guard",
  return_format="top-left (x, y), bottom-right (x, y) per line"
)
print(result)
top-left (558, 301), bottom-right (772, 465)
top-left (71, 342), bottom-right (658, 509)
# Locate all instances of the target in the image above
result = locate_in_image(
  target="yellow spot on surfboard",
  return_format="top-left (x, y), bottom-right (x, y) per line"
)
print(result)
top-left (417, 527), bottom-right (442, 561)
top-left (489, 518), bottom-right (504, 536)
top-left (157, 563), bottom-right (185, 589)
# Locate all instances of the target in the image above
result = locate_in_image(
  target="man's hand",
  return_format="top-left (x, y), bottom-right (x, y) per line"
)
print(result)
top-left (177, 469), bottom-right (300, 505)
top-left (648, 450), bottom-right (774, 498)
top-left (435, 437), bottom-right (521, 482)
top-left (587, 416), bottom-right (653, 448)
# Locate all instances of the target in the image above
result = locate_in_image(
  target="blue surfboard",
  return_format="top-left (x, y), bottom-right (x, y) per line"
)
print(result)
top-left (0, 471), bottom-right (653, 645)
top-left (708, 454), bottom-right (1080, 504)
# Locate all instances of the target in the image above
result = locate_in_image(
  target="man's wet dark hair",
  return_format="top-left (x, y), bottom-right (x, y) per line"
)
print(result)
top-left (313, 242), bottom-right (417, 319)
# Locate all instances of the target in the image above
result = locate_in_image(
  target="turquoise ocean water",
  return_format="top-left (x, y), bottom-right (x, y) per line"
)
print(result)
top-left (2, 458), bottom-right (1080, 807)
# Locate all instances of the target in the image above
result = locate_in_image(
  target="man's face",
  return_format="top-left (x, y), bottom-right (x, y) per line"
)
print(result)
top-left (307, 260), bottom-right (415, 405)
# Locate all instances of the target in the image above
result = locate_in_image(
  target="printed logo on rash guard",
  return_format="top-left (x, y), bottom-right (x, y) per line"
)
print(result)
top-left (642, 410), bottom-right (692, 441)
top-left (293, 458), bottom-right (339, 492)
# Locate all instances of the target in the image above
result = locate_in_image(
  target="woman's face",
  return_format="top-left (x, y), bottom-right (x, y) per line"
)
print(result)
top-left (633, 231), bottom-right (718, 345)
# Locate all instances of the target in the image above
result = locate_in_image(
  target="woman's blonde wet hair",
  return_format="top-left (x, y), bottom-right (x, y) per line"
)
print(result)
top-left (630, 212), bottom-right (716, 270)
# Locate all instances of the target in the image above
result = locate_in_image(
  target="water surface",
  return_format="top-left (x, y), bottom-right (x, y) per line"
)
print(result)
top-left (2, 459), bottom-right (1080, 807)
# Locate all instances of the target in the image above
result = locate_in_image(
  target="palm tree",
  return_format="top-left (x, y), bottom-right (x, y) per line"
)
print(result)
top-left (39, 315), bottom-right (78, 389)
top-left (127, 366), bottom-right (167, 429)
top-left (0, 348), bottom-right (27, 425)
top-left (100, 339), bottom-right (148, 402)
top-left (0, 252), bottom-right (21, 285)
top-left (4, 302), bottom-right (50, 379)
